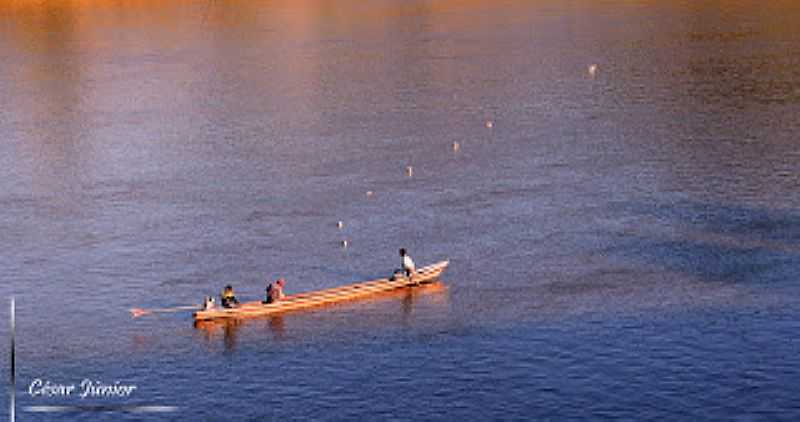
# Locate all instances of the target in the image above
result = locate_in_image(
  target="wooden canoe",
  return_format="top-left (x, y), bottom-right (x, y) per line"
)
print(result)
top-left (193, 260), bottom-right (449, 321)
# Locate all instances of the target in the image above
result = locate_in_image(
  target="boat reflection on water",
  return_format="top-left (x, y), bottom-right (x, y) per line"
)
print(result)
top-left (400, 281), bottom-right (449, 325)
top-left (194, 281), bottom-right (449, 351)
top-left (194, 318), bottom-right (245, 352)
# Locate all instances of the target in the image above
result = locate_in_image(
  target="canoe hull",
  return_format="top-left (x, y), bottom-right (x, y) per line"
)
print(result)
top-left (193, 260), bottom-right (449, 321)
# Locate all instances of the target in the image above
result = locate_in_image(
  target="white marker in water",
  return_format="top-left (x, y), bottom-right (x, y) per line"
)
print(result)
top-left (452, 141), bottom-right (460, 151)
top-left (366, 191), bottom-right (374, 197)
top-left (406, 166), bottom-right (413, 177)
top-left (485, 120), bottom-right (494, 129)
top-left (588, 64), bottom-right (598, 77)
top-left (341, 240), bottom-right (349, 248)
top-left (337, 221), bottom-right (344, 229)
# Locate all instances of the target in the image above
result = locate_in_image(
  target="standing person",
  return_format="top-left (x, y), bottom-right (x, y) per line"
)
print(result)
top-left (400, 248), bottom-right (416, 277)
top-left (221, 285), bottom-right (239, 308)
top-left (264, 278), bottom-right (286, 304)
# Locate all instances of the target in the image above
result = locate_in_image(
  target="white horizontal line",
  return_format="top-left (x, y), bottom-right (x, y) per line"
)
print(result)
top-left (24, 405), bottom-right (179, 413)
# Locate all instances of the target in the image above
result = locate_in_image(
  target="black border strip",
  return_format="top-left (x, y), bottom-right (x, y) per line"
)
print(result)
top-left (10, 297), bottom-right (15, 422)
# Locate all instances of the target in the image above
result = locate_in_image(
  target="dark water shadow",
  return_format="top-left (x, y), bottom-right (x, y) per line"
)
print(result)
top-left (612, 199), bottom-right (800, 243)
top-left (604, 199), bottom-right (800, 284)
top-left (605, 235), bottom-right (795, 284)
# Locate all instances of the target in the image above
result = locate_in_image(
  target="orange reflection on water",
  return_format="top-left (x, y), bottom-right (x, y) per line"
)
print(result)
top-left (194, 281), bottom-right (449, 351)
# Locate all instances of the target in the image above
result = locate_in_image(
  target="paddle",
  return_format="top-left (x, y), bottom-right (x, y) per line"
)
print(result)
top-left (130, 305), bottom-right (200, 318)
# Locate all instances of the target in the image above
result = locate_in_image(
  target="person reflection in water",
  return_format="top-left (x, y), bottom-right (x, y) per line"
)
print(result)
top-left (269, 316), bottom-right (285, 339)
top-left (222, 320), bottom-right (240, 352)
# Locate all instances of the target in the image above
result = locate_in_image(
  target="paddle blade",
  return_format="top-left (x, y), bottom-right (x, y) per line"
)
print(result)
top-left (130, 308), bottom-right (150, 318)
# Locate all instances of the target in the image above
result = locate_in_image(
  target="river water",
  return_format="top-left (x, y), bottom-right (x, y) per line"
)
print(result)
top-left (2, 0), bottom-right (800, 420)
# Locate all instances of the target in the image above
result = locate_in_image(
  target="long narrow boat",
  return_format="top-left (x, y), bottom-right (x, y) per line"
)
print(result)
top-left (193, 260), bottom-right (449, 321)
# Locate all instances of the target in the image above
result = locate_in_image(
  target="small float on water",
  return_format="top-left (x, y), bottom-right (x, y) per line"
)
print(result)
top-left (192, 260), bottom-right (449, 321)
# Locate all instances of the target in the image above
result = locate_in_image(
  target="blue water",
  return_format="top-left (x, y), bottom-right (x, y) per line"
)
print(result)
top-left (2, 0), bottom-right (800, 420)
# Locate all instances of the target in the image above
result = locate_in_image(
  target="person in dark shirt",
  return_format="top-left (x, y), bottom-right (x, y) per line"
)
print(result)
top-left (220, 285), bottom-right (239, 308)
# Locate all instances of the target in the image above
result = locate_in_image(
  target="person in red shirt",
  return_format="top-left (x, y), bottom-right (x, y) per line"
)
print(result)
top-left (264, 278), bottom-right (286, 304)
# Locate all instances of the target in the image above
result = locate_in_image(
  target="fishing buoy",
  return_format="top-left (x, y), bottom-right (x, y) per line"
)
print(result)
top-left (588, 64), bottom-right (598, 77)
top-left (366, 191), bottom-right (374, 197)
top-left (406, 166), bottom-right (413, 176)
top-left (452, 141), bottom-right (460, 151)
top-left (337, 221), bottom-right (344, 229)
top-left (341, 240), bottom-right (349, 248)
top-left (485, 120), bottom-right (493, 129)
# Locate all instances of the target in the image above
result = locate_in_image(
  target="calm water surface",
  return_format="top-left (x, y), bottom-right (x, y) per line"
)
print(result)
top-left (2, 0), bottom-right (800, 420)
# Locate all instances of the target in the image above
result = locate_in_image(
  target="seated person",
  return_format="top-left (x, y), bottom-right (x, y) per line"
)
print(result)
top-left (400, 248), bottom-right (416, 277)
top-left (220, 285), bottom-right (239, 308)
top-left (264, 278), bottom-right (286, 304)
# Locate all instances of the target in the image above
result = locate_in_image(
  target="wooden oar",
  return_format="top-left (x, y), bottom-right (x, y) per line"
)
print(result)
top-left (130, 305), bottom-right (200, 318)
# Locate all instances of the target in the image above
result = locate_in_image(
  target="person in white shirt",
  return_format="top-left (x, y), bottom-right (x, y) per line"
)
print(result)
top-left (400, 248), bottom-right (416, 277)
